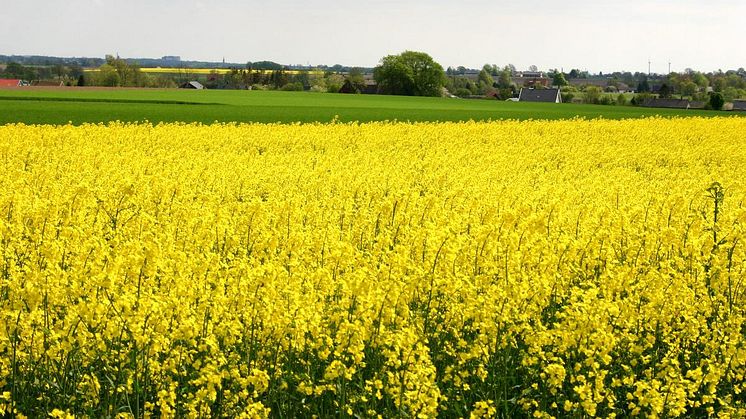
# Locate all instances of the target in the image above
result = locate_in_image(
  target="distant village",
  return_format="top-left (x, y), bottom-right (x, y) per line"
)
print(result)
top-left (1, 54), bottom-right (745, 111)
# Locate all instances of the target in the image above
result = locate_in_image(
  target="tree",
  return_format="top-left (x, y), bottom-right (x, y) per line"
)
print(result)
top-left (325, 73), bottom-right (345, 93)
top-left (637, 78), bottom-right (650, 93)
top-left (680, 81), bottom-right (697, 97)
top-left (658, 83), bottom-right (671, 98)
top-left (103, 55), bottom-right (144, 87)
top-left (498, 66), bottom-right (512, 89)
top-left (478, 65), bottom-right (494, 90)
top-left (552, 72), bottom-right (568, 87)
top-left (347, 67), bottom-right (366, 92)
top-left (528, 65), bottom-right (538, 72)
top-left (584, 86), bottom-right (602, 104)
top-left (373, 51), bottom-right (445, 97)
top-left (709, 92), bottom-right (725, 110)
top-left (2, 62), bottom-right (37, 80)
top-left (97, 64), bottom-right (121, 87)
top-left (269, 70), bottom-right (289, 89)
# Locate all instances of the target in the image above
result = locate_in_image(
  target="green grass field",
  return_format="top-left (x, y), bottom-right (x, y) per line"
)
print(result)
top-left (0, 88), bottom-right (734, 125)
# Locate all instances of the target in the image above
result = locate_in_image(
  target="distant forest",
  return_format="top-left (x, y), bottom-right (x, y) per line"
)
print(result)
top-left (0, 55), bottom-right (373, 73)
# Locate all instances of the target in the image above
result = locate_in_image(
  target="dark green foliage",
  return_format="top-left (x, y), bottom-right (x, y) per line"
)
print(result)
top-left (659, 83), bottom-right (671, 98)
top-left (374, 51), bottom-right (446, 97)
top-left (709, 92), bottom-right (725, 110)
top-left (637, 78), bottom-right (650, 93)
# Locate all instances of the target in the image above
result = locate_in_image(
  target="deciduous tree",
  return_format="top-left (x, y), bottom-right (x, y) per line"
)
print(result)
top-left (374, 51), bottom-right (446, 97)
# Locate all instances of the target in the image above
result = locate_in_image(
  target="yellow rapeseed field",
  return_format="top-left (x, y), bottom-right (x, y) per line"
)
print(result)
top-left (1, 118), bottom-right (746, 418)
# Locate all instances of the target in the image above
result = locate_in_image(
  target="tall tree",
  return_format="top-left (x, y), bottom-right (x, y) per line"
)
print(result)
top-left (552, 72), bottom-right (569, 87)
top-left (498, 66), bottom-right (512, 89)
top-left (373, 51), bottom-right (445, 97)
top-left (478, 65), bottom-right (494, 88)
top-left (637, 78), bottom-right (650, 93)
top-left (658, 83), bottom-right (671, 98)
top-left (709, 92), bottom-right (725, 110)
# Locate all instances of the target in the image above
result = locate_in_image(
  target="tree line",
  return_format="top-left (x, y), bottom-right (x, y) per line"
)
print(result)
top-left (2, 51), bottom-right (745, 105)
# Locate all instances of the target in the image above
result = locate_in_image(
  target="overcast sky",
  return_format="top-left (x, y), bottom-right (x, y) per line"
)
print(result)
top-left (1, 0), bottom-right (744, 73)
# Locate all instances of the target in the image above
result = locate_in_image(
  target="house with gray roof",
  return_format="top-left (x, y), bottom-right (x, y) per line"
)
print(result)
top-left (733, 100), bottom-right (746, 111)
top-left (518, 88), bottom-right (561, 103)
top-left (179, 81), bottom-right (204, 89)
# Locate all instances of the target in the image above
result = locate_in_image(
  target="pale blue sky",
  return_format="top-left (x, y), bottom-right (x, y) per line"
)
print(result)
top-left (1, 0), bottom-right (744, 73)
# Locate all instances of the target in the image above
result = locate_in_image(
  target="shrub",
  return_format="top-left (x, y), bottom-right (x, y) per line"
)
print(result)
top-left (583, 86), bottom-right (602, 104)
top-left (281, 82), bottom-right (304, 91)
top-left (454, 88), bottom-right (472, 98)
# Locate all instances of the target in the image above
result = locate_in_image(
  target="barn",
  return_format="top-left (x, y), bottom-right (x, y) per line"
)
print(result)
top-left (338, 79), bottom-right (358, 94)
top-left (642, 98), bottom-right (701, 109)
top-left (179, 81), bottom-right (205, 89)
top-left (518, 88), bottom-right (561, 103)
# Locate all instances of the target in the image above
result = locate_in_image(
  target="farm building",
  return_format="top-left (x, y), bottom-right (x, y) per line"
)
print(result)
top-left (180, 81), bottom-right (204, 89)
top-left (518, 88), bottom-right (561, 103)
top-left (641, 98), bottom-right (698, 109)
top-left (361, 80), bottom-right (378, 94)
top-left (338, 80), bottom-right (358, 94)
top-left (568, 78), bottom-right (609, 88)
top-left (688, 101), bottom-right (706, 110)
top-left (0, 79), bottom-right (23, 87)
top-left (517, 71), bottom-right (545, 78)
top-left (733, 100), bottom-right (746, 111)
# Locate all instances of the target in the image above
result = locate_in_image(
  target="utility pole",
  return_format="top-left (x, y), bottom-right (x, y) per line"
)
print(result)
top-left (668, 61), bottom-right (671, 74)
top-left (648, 59), bottom-right (651, 76)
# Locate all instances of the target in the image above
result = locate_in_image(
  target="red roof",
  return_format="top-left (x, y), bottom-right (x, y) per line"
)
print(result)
top-left (0, 79), bottom-right (21, 87)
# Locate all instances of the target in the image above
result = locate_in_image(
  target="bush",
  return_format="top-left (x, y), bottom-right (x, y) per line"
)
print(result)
top-left (598, 95), bottom-right (614, 105)
top-left (281, 82), bottom-right (304, 91)
top-left (616, 94), bottom-right (628, 106)
top-left (561, 92), bottom-right (575, 103)
top-left (631, 92), bottom-right (653, 106)
top-left (583, 86), bottom-right (602, 104)
top-left (454, 88), bottom-right (472, 98)
top-left (498, 88), bottom-right (515, 100)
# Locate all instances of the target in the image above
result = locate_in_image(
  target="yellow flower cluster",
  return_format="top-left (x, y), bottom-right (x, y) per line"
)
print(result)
top-left (1, 117), bottom-right (746, 417)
